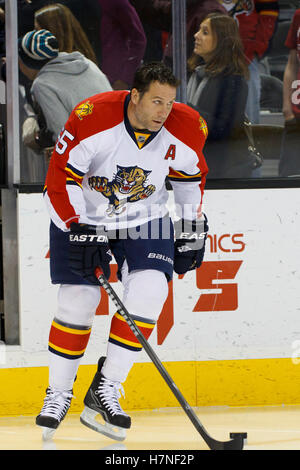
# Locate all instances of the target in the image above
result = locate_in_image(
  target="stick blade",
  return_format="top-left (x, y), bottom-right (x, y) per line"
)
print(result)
top-left (207, 432), bottom-right (247, 450)
top-left (222, 436), bottom-right (245, 450)
top-left (219, 432), bottom-right (247, 450)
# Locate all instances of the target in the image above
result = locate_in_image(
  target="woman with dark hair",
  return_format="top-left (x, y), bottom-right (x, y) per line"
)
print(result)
top-left (34, 3), bottom-right (98, 65)
top-left (187, 13), bottom-right (252, 178)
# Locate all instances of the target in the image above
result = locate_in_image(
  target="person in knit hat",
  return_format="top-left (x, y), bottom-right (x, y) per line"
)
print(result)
top-left (19, 29), bottom-right (112, 154)
top-left (19, 29), bottom-right (60, 71)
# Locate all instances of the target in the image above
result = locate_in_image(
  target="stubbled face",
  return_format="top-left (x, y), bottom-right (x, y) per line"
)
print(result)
top-left (194, 18), bottom-right (216, 59)
top-left (128, 81), bottom-right (177, 132)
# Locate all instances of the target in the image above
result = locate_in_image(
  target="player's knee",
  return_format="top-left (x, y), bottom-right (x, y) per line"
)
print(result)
top-left (56, 284), bottom-right (101, 327)
top-left (123, 270), bottom-right (168, 322)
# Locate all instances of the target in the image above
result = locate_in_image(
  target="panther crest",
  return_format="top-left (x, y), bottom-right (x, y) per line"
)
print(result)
top-left (88, 165), bottom-right (156, 217)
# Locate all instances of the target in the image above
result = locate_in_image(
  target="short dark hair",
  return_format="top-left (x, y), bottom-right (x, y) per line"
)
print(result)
top-left (131, 62), bottom-right (180, 95)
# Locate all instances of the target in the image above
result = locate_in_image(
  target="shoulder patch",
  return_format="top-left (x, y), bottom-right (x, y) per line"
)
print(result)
top-left (75, 100), bottom-right (94, 120)
top-left (199, 115), bottom-right (208, 139)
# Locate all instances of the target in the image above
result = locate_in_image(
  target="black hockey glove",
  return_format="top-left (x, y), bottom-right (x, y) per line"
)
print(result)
top-left (68, 222), bottom-right (112, 284)
top-left (174, 215), bottom-right (208, 275)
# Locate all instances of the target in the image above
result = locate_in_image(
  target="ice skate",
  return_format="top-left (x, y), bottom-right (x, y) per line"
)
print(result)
top-left (80, 357), bottom-right (131, 441)
top-left (36, 386), bottom-right (73, 440)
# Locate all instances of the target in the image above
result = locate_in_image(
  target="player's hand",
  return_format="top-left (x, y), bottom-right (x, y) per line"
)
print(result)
top-left (173, 215), bottom-right (208, 275)
top-left (68, 222), bottom-right (112, 284)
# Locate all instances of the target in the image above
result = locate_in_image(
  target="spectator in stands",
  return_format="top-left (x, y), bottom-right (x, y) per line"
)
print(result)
top-left (14, 0), bottom-right (103, 66)
top-left (162, 0), bottom-right (227, 71)
top-left (130, 0), bottom-right (171, 63)
top-left (98, 0), bottom-right (146, 90)
top-left (19, 29), bottom-right (112, 158)
top-left (279, 9), bottom-right (300, 177)
top-left (58, 0), bottom-right (102, 67)
top-left (220, 0), bottom-right (279, 124)
top-left (187, 13), bottom-right (252, 178)
top-left (1, 1), bottom-right (102, 82)
top-left (34, 3), bottom-right (98, 65)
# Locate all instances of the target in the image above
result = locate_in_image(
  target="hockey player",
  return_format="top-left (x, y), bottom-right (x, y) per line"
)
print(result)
top-left (36, 62), bottom-right (209, 440)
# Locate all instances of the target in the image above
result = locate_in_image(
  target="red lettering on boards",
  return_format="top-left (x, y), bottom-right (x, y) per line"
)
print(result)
top-left (207, 233), bottom-right (245, 253)
top-left (94, 260), bottom-right (243, 344)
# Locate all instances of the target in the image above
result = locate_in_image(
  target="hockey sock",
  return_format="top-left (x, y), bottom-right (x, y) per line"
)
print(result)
top-left (48, 284), bottom-right (100, 391)
top-left (102, 266), bottom-right (169, 383)
top-left (108, 312), bottom-right (155, 352)
top-left (102, 313), bottom-right (156, 383)
top-left (48, 318), bottom-right (92, 390)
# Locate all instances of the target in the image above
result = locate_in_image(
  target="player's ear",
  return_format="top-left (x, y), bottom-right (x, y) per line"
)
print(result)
top-left (130, 88), bottom-right (140, 105)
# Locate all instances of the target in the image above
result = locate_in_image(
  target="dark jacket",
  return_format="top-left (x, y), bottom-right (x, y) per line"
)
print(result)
top-left (187, 67), bottom-right (249, 178)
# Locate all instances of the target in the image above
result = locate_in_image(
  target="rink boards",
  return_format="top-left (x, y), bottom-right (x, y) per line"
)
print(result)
top-left (1, 188), bottom-right (300, 415)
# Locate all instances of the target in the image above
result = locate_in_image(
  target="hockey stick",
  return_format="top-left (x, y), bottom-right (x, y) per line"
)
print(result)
top-left (95, 267), bottom-right (247, 450)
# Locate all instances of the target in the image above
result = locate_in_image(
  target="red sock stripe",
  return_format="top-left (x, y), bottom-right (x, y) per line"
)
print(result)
top-left (108, 312), bottom-right (155, 351)
top-left (48, 320), bottom-right (91, 359)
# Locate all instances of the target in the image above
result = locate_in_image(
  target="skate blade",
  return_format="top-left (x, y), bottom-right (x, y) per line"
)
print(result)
top-left (41, 426), bottom-right (56, 441)
top-left (80, 406), bottom-right (126, 442)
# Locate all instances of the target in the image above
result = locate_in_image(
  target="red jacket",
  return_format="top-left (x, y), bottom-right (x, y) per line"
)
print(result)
top-left (221, 0), bottom-right (279, 61)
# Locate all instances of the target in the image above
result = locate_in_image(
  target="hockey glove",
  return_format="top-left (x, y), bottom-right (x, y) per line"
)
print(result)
top-left (174, 214), bottom-right (208, 275)
top-left (68, 222), bottom-right (112, 284)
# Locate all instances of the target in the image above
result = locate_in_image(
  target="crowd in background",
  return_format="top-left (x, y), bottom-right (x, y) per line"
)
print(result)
top-left (0, 0), bottom-right (299, 181)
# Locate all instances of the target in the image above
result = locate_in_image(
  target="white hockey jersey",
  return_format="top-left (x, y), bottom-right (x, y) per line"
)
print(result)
top-left (44, 90), bottom-right (208, 231)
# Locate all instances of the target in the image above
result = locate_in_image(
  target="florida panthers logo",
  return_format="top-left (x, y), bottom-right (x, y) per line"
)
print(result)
top-left (88, 165), bottom-right (156, 217)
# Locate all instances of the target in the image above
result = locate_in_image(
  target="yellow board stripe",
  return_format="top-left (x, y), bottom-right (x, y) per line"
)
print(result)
top-left (52, 321), bottom-right (91, 336)
top-left (1, 358), bottom-right (300, 416)
top-left (114, 312), bottom-right (155, 330)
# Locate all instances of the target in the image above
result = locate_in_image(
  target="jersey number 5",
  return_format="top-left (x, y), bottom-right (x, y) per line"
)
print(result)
top-left (55, 129), bottom-right (75, 155)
